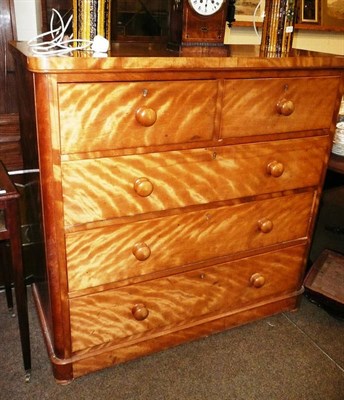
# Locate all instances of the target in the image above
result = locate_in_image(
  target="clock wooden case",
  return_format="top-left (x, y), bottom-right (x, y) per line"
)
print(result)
top-left (168, 0), bottom-right (229, 56)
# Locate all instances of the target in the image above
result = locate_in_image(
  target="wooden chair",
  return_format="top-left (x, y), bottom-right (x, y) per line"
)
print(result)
top-left (0, 160), bottom-right (31, 381)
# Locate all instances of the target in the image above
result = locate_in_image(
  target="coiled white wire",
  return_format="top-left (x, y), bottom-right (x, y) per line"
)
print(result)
top-left (27, 8), bottom-right (93, 55)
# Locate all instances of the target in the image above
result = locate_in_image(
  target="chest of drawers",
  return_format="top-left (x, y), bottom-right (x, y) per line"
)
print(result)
top-left (11, 43), bottom-right (344, 383)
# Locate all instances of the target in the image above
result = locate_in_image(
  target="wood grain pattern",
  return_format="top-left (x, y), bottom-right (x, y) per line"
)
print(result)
top-left (71, 294), bottom-right (301, 378)
top-left (59, 81), bottom-right (218, 154)
top-left (10, 42), bottom-right (344, 73)
top-left (69, 245), bottom-right (305, 353)
top-left (66, 192), bottom-right (314, 291)
top-left (62, 136), bottom-right (327, 226)
top-left (0, 114), bottom-right (23, 170)
top-left (10, 40), bottom-right (343, 382)
top-left (221, 77), bottom-right (340, 137)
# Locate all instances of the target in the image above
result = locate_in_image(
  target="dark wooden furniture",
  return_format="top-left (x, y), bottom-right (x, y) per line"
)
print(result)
top-left (41, 1), bottom-right (169, 44)
top-left (0, 0), bottom-right (23, 171)
top-left (328, 153), bottom-right (344, 175)
top-left (0, 160), bottom-right (30, 381)
top-left (10, 42), bottom-right (344, 383)
top-left (114, 0), bottom-right (169, 42)
top-left (304, 249), bottom-right (344, 316)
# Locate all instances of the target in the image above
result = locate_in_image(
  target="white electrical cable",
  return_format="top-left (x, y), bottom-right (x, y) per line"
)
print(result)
top-left (27, 8), bottom-right (108, 56)
top-left (253, 0), bottom-right (264, 39)
top-left (8, 169), bottom-right (39, 176)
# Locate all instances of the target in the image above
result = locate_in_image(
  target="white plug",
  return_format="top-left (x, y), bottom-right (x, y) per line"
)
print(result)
top-left (91, 35), bottom-right (109, 53)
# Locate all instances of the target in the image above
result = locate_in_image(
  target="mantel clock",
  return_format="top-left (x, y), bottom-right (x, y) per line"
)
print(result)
top-left (168, 0), bottom-right (234, 56)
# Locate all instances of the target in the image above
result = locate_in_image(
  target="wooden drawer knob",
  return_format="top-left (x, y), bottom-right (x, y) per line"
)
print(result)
top-left (250, 273), bottom-right (265, 288)
top-left (132, 303), bottom-right (149, 321)
top-left (132, 242), bottom-right (151, 261)
top-left (134, 177), bottom-right (154, 197)
top-left (258, 218), bottom-right (273, 233)
top-left (135, 107), bottom-right (157, 127)
top-left (267, 161), bottom-right (284, 178)
top-left (276, 98), bottom-right (295, 116)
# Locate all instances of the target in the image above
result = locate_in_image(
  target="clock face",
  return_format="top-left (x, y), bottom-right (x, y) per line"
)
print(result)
top-left (188, 0), bottom-right (225, 16)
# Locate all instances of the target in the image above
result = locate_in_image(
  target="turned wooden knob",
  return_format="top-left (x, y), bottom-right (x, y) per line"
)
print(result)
top-left (258, 218), bottom-right (273, 233)
top-left (132, 242), bottom-right (151, 261)
top-left (267, 161), bottom-right (284, 178)
top-left (132, 303), bottom-right (149, 321)
top-left (135, 107), bottom-right (157, 127)
top-left (276, 98), bottom-right (295, 116)
top-left (134, 177), bottom-right (154, 197)
top-left (250, 273), bottom-right (265, 288)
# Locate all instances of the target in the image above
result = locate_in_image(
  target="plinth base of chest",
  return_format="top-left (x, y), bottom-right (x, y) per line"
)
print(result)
top-left (32, 284), bottom-right (303, 384)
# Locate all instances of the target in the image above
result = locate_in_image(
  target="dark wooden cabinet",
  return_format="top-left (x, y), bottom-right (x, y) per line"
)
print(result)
top-left (0, 0), bottom-right (17, 115)
top-left (0, 0), bottom-right (23, 171)
top-left (42, 1), bottom-right (169, 43)
top-left (113, 0), bottom-right (169, 42)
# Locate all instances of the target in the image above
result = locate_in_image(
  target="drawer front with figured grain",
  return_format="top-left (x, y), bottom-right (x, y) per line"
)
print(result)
top-left (69, 245), bottom-right (305, 352)
top-left (221, 76), bottom-right (340, 138)
top-left (66, 192), bottom-right (314, 291)
top-left (62, 136), bottom-right (327, 226)
top-left (58, 80), bottom-right (218, 154)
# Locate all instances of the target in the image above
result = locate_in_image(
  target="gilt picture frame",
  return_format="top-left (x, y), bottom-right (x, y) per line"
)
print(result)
top-left (301, 0), bottom-right (320, 24)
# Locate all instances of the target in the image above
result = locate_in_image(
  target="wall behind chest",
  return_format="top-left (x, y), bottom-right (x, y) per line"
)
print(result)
top-left (13, 0), bottom-right (42, 40)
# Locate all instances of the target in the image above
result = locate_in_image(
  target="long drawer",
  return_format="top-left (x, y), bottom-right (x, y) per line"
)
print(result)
top-left (62, 136), bottom-right (328, 226)
top-left (221, 76), bottom-right (340, 137)
top-left (58, 80), bottom-right (218, 154)
top-left (69, 245), bottom-right (306, 353)
top-left (66, 192), bottom-right (314, 291)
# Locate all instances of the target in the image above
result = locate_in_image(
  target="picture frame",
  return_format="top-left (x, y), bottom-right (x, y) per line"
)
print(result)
top-left (295, 0), bottom-right (344, 31)
top-left (301, 0), bottom-right (320, 24)
top-left (321, 0), bottom-right (344, 30)
top-left (235, 0), bottom-right (265, 23)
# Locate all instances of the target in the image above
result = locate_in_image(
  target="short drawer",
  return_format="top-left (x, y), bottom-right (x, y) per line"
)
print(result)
top-left (66, 192), bottom-right (314, 291)
top-left (58, 80), bottom-right (218, 154)
top-left (69, 245), bottom-right (306, 352)
top-left (62, 136), bottom-right (328, 226)
top-left (221, 76), bottom-right (340, 137)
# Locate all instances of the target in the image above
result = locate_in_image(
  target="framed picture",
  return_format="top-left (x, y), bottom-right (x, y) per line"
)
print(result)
top-left (322, 0), bottom-right (344, 29)
top-left (235, 0), bottom-right (265, 23)
top-left (301, 0), bottom-right (320, 23)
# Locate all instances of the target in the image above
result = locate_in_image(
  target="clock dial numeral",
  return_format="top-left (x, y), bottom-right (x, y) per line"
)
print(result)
top-left (188, 0), bottom-right (224, 16)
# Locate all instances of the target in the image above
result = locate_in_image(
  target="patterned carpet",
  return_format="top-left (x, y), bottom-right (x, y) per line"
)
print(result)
top-left (1, 173), bottom-right (343, 399)
top-left (0, 289), bottom-right (343, 400)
